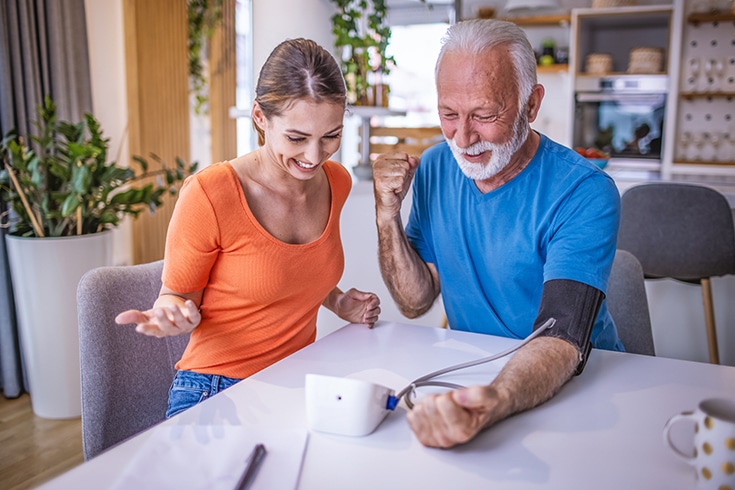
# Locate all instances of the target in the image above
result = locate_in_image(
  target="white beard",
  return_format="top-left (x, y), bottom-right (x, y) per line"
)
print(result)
top-left (448, 110), bottom-right (530, 181)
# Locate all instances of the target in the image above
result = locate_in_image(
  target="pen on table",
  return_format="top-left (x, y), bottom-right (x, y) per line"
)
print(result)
top-left (235, 443), bottom-right (267, 490)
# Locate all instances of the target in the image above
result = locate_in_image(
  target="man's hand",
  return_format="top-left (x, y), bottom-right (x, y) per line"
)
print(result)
top-left (371, 152), bottom-right (420, 223)
top-left (407, 385), bottom-right (504, 448)
top-left (115, 300), bottom-right (201, 338)
top-left (407, 337), bottom-right (579, 449)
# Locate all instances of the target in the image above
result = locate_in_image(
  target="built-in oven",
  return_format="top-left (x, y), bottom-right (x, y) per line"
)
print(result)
top-left (572, 75), bottom-right (668, 164)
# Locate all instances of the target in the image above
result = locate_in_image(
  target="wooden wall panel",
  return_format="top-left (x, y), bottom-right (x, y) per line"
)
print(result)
top-left (123, 0), bottom-right (191, 264)
top-left (209, 0), bottom-right (238, 164)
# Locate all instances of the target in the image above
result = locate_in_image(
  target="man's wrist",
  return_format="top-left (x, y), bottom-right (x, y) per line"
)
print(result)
top-left (481, 384), bottom-right (511, 429)
top-left (375, 209), bottom-right (401, 229)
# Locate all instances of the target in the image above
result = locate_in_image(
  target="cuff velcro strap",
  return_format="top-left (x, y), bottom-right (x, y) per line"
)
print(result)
top-left (533, 279), bottom-right (604, 375)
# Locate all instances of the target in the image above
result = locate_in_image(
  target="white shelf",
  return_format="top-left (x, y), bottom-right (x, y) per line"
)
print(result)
top-left (228, 106), bottom-right (251, 119)
top-left (496, 13), bottom-right (571, 26)
top-left (573, 4), bottom-right (674, 20)
top-left (346, 106), bottom-right (406, 118)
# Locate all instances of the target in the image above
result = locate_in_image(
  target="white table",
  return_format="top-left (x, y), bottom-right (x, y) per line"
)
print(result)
top-left (41, 321), bottom-right (735, 489)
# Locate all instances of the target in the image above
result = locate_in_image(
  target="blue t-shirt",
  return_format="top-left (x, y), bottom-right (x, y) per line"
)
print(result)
top-left (406, 133), bottom-right (623, 351)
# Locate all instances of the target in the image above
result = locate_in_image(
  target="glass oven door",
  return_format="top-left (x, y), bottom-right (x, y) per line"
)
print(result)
top-left (573, 92), bottom-right (666, 161)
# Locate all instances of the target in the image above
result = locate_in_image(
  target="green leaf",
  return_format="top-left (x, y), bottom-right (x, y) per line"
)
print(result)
top-left (60, 193), bottom-right (80, 217)
top-left (132, 155), bottom-right (148, 172)
top-left (72, 164), bottom-right (92, 193)
top-left (98, 208), bottom-right (120, 226)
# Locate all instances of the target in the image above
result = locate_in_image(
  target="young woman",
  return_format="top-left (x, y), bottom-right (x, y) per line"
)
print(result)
top-left (116, 38), bottom-right (381, 417)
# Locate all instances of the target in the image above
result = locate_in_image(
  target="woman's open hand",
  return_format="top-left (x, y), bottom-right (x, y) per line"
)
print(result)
top-left (115, 299), bottom-right (201, 338)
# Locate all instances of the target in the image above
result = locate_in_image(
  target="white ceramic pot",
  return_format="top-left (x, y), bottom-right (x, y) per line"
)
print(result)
top-left (6, 231), bottom-right (112, 419)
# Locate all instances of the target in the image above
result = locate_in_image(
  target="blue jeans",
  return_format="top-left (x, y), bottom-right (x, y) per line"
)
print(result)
top-left (166, 370), bottom-right (242, 418)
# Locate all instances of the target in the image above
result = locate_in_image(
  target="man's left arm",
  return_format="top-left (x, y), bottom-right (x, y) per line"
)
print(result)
top-left (406, 335), bottom-right (578, 448)
top-left (406, 170), bottom-right (617, 448)
top-left (406, 279), bottom-right (601, 448)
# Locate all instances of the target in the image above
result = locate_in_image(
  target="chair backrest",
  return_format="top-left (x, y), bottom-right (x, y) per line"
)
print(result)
top-left (364, 126), bottom-right (444, 160)
top-left (77, 260), bottom-right (189, 460)
top-left (617, 183), bottom-right (735, 281)
top-left (607, 249), bottom-right (655, 356)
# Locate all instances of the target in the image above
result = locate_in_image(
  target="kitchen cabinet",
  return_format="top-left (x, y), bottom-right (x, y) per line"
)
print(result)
top-left (566, 5), bottom-right (676, 175)
top-left (496, 14), bottom-right (573, 145)
top-left (570, 5), bottom-right (674, 76)
top-left (672, 9), bottom-right (735, 170)
top-left (482, 2), bottom-right (735, 179)
top-left (497, 13), bottom-right (572, 73)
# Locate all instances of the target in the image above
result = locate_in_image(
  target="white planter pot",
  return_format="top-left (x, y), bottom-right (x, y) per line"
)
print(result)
top-left (6, 231), bottom-right (112, 419)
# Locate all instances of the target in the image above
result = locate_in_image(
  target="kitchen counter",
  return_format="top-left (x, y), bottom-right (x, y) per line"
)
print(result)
top-left (606, 163), bottom-right (735, 209)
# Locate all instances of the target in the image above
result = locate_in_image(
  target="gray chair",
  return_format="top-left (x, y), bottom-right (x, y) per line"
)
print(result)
top-left (617, 183), bottom-right (735, 364)
top-left (77, 260), bottom-right (189, 460)
top-left (607, 249), bottom-right (655, 356)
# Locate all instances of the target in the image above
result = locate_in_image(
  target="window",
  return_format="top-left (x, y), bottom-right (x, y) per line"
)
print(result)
top-left (235, 0), bottom-right (254, 155)
top-left (384, 23), bottom-right (447, 127)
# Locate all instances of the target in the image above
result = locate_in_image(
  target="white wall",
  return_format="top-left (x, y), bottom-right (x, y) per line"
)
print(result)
top-left (316, 182), bottom-right (447, 338)
top-left (252, 0), bottom-right (334, 77)
top-left (84, 0), bottom-right (132, 266)
top-left (534, 72), bottom-right (571, 146)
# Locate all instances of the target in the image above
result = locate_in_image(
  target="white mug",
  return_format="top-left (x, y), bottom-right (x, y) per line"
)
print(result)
top-left (664, 398), bottom-right (735, 489)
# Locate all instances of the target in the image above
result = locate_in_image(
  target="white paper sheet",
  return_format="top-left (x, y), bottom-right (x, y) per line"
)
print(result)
top-left (111, 425), bottom-right (308, 490)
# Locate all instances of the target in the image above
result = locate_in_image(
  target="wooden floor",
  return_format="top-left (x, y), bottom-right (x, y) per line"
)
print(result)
top-left (0, 393), bottom-right (84, 489)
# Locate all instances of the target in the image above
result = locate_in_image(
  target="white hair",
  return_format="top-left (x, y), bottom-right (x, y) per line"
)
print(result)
top-left (435, 19), bottom-right (537, 112)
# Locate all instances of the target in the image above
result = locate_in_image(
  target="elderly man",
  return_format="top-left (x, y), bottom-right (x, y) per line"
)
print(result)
top-left (371, 19), bottom-right (623, 448)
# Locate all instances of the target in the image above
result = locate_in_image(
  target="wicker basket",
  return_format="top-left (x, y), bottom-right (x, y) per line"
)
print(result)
top-left (592, 0), bottom-right (636, 7)
top-left (585, 53), bottom-right (613, 74)
top-left (627, 47), bottom-right (664, 74)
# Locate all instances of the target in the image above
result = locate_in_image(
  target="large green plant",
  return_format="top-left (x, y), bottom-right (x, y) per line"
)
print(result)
top-left (330, 0), bottom-right (395, 105)
top-left (0, 97), bottom-right (197, 238)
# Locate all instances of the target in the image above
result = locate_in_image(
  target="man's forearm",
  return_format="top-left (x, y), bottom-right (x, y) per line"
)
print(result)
top-left (376, 215), bottom-right (438, 318)
top-left (483, 336), bottom-right (579, 428)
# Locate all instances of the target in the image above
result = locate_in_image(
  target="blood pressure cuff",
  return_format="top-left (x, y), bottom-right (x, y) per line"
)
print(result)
top-left (532, 279), bottom-right (604, 376)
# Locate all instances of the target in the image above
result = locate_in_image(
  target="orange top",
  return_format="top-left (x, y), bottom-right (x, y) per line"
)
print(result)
top-left (162, 161), bottom-right (351, 378)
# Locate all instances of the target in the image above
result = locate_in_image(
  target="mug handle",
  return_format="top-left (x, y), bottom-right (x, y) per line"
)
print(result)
top-left (663, 412), bottom-right (696, 464)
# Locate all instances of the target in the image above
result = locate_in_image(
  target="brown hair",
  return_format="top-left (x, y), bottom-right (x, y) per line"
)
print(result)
top-left (252, 38), bottom-right (346, 146)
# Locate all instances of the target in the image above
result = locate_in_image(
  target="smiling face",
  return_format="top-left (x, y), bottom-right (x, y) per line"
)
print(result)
top-left (253, 98), bottom-right (344, 180)
top-left (436, 47), bottom-right (537, 181)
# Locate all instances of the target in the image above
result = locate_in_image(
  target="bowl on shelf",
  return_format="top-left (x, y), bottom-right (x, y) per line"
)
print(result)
top-left (575, 147), bottom-right (610, 169)
top-left (586, 158), bottom-right (610, 169)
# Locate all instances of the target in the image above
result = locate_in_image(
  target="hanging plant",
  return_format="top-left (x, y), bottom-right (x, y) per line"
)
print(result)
top-left (187, 0), bottom-right (225, 115)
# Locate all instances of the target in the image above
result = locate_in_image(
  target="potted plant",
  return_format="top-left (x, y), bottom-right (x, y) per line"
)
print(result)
top-left (0, 96), bottom-right (197, 418)
top-left (330, 0), bottom-right (396, 106)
